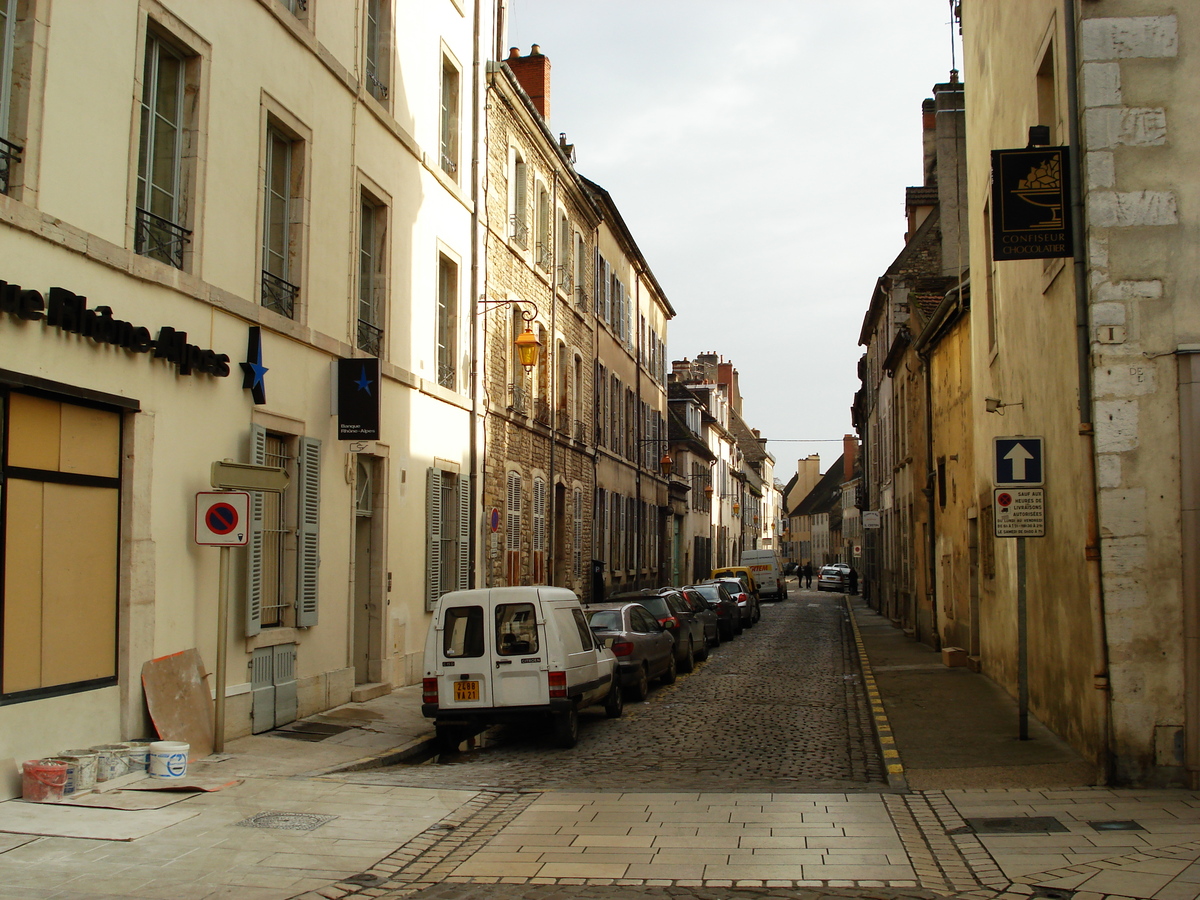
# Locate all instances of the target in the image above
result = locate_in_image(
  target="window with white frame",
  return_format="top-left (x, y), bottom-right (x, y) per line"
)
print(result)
top-left (426, 467), bottom-right (469, 610)
top-left (440, 53), bottom-right (459, 177)
top-left (532, 476), bottom-right (547, 583)
top-left (556, 211), bottom-right (571, 293)
top-left (364, 0), bottom-right (390, 103)
top-left (535, 184), bottom-right (550, 270)
top-left (0, 0), bottom-right (32, 196)
top-left (358, 190), bottom-right (387, 355)
top-left (509, 150), bottom-right (528, 246)
top-left (437, 253), bottom-right (459, 390)
top-left (262, 120), bottom-right (304, 318)
top-left (573, 232), bottom-right (586, 309)
top-left (506, 470), bottom-right (522, 584)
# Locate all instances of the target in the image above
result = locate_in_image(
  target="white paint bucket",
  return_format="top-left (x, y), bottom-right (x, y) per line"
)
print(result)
top-left (91, 744), bottom-right (130, 782)
top-left (119, 741), bottom-right (152, 772)
top-left (148, 741), bottom-right (189, 780)
top-left (56, 751), bottom-right (98, 794)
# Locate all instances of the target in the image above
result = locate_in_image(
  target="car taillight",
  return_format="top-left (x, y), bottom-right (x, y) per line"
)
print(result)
top-left (611, 641), bottom-right (634, 657)
top-left (660, 616), bottom-right (680, 629)
top-left (422, 677), bottom-right (438, 705)
top-left (548, 670), bottom-right (567, 698)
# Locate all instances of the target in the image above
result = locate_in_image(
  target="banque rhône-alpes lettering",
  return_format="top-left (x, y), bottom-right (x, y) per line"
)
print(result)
top-left (0, 281), bottom-right (230, 377)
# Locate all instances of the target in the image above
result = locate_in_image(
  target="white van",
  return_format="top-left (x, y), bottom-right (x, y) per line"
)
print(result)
top-left (740, 549), bottom-right (787, 600)
top-left (422, 586), bottom-right (622, 750)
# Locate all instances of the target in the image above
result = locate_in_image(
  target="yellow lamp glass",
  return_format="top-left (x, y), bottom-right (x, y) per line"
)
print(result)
top-left (514, 326), bottom-right (540, 369)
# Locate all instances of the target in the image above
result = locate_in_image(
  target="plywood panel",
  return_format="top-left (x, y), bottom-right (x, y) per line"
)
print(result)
top-left (40, 483), bottom-right (118, 686)
top-left (2, 479), bottom-right (44, 693)
top-left (59, 404), bottom-right (120, 478)
top-left (7, 393), bottom-right (60, 471)
top-left (141, 649), bottom-right (214, 759)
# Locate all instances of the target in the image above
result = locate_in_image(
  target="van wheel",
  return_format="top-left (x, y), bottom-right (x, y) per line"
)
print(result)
top-left (660, 653), bottom-right (677, 685)
top-left (435, 724), bottom-right (461, 754)
top-left (628, 665), bottom-right (649, 702)
top-left (553, 706), bottom-right (579, 748)
top-left (604, 681), bottom-right (624, 718)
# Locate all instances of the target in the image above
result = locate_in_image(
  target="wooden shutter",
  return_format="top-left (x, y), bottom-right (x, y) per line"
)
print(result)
top-left (457, 474), bottom-right (470, 590)
top-left (426, 467), bottom-right (442, 610)
top-left (245, 424), bottom-right (267, 637)
top-left (296, 436), bottom-right (321, 627)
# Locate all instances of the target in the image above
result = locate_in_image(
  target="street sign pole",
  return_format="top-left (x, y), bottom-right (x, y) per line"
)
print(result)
top-left (1017, 537), bottom-right (1028, 740)
top-left (215, 545), bottom-right (230, 753)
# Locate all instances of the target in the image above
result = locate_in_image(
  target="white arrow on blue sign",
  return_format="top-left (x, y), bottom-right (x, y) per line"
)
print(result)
top-left (994, 436), bottom-right (1044, 486)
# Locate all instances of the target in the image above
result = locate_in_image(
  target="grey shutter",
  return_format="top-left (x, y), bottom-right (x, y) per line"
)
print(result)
top-left (426, 467), bottom-right (442, 611)
top-left (246, 424), bottom-right (267, 637)
top-left (457, 474), bottom-right (470, 590)
top-left (273, 642), bottom-right (297, 726)
top-left (296, 436), bottom-right (321, 627)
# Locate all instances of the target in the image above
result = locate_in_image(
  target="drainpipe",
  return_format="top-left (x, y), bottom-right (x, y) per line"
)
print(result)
top-left (1065, 0), bottom-right (1112, 782)
top-left (548, 172), bottom-right (558, 583)
top-left (468, 0), bottom-right (484, 587)
top-left (918, 347), bottom-right (939, 649)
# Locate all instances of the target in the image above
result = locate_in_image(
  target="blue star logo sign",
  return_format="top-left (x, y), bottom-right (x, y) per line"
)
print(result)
top-left (240, 326), bottom-right (268, 405)
top-left (354, 364), bottom-right (373, 396)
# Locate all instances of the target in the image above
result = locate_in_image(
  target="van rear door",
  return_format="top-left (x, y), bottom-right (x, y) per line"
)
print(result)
top-left (491, 597), bottom-right (547, 707)
top-left (438, 601), bottom-right (491, 711)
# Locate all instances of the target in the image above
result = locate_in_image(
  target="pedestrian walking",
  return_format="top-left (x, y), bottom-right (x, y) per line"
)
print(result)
top-left (848, 567), bottom-right (858, 594)
top-left (803, 563), bottom-right (813, 589)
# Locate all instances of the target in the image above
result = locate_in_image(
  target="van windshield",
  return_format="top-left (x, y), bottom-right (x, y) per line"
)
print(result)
top-left (496, 603), bottom-right (539, 656)
top-left (443, 606), bottom-right (484, 658)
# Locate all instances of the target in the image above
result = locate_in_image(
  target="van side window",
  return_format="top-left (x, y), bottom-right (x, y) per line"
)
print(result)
top-left (571, 608), bottom-right (594, 650)
top-left (443, 606), bottom-right (484, 658)
top-left (496, 603), bottom-right (539, 656)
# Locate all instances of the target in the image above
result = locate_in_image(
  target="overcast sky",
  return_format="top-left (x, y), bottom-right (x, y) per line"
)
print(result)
top-left (508, 1), bottom-right (962, 486)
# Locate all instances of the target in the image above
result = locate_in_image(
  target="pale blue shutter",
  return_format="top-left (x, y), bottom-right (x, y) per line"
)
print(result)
top-left (457, 475), bottom-right (470, 590)
top-left (426, 468), bottom-right (442, 610)
top-left (246, 424), bottom-right (267, 637)
top-left (296, 436), bottom-right (321, 627)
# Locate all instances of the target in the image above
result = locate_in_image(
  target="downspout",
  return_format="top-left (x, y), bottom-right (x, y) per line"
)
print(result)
top-left (919, 345), bottom-right (939, 649)
top-left (548, 171), bottom-right (558, 583)
top-left (1065, 0), bottom-right (1112, 782)
top-left (468, 0), bottom-right (483, 586)
top-left (634, 275), bottom-right (642, 585)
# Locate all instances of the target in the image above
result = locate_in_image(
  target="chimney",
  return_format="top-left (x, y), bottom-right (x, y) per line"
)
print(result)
top-left (507, 45), bottom-right (551, 121)
top-left (922, 97), bottom-right (937, 186)
top-left (843, 435), bottom-right (858, 481)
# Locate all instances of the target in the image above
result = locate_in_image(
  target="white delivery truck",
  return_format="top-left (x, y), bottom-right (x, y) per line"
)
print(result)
top-left (422, 586), bottom-right (622, 750)
top-left (739, 549), bottom-right (787, 601)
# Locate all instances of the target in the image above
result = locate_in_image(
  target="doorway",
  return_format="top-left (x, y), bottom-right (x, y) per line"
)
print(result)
top-left (353, 457), bottom-right (385, 685)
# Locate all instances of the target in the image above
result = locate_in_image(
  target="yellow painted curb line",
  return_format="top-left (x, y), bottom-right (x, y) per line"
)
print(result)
top-left (844, 595), bottom-right (908, 792)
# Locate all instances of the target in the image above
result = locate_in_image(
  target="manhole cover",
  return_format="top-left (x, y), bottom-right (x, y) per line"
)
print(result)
top-left (342, 873), bottom-right (384, 885)
top-left (967, 816), bottom-right (1068, 834)
top-left (236, 811), bottom-right (338, 831)
top-left (1089, 820), bottom-right (1143, 831)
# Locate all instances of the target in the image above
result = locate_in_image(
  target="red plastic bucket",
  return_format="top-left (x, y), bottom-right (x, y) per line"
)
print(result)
top-left (22, 759), bottom-right (68, 803)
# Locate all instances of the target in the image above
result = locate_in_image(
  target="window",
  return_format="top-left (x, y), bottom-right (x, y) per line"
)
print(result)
top-left (0, 0), bottom-right (31, 196)
top-left (247, 425), bottom-right (320, 634)
top-left (574, 232), bottom-right (587, 309)
top-left (535, 184), bottom-right (550, 270)
top-left (135, 29), bottom-right (192, 268)
top-left (505, 471), bottom-right (522, 584)
top-left (440, 54), bottom-right (460, 177)
top-left (573, 356), bottom-right (583, 440)
top-left (364, 0), bottom-right (390, 103)
top-left (496, 603), bottom-right (538, 656)
top-left (556, 212), bottom-right (572, 293)
top-left (261, 122), bottom-right (303, 318)
top-left (532, 475), bottom-right (546, 583)
top-left (280, 0), bottom-right (309, 20)
top-left (1, 392), bottom-right (121, 700)
top-left (437, 253), bottom-right (459, 390)
top-left (509, 151), bottom-right (528, 246)
top-left (443, 606), bottom-right (484, 658)
top-left (426, 467), bottom-right (469, 610)
top-left (358, 191), bottom-right (387, 355)
top-left (573, 487), bottom-right (583, 579)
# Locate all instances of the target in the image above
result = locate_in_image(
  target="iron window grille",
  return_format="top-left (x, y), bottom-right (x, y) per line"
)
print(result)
top-left (508, 383), bottom-right (528, 415)
top-left (535, 242), bottom-right (552, 271)
top-left (575, 284), bottom-right (588, 312)
top-left (534, 397), bottom-right (552, 427)
top-left (574, 421), bottom-right (588, 443)
top-left (262, 270), bottom-right (299, 318)
top-left (0, 137), bottom-right (21, 195)
top-left (556, 409), bottom-right (571, 434)
top-left (437, 363), bottom-right (456, 391)
top-left (136, 207), bottom-right (191, 270)
top-left (510, 214), bottom-right (528, 247)
top-left (357, 320), bottom-right (383, 357)
top-left (558, 268), bottom-right (573, 295)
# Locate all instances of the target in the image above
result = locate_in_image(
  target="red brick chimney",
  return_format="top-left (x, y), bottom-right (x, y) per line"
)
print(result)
top-left (507, 45), bottom-right (551, 121)
top-left (843, 435), bottom-right (858, 481)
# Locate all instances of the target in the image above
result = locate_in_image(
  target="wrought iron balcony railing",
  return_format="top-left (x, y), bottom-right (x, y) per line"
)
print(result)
top-left (534, 398), bottom-right (552, 427)
top-left (367, 70), bottom-right (389, 102)
top-left (574, 421), bottom-right (588, 443)
top-left (440, 153), bottom-right (457, 175)
top-left (135, 207), bottom-right (192, 270)
top-left (510, 215), bottom-right (528, 248)
top-left (357, 319), bottom-right (383, 357)
top-left (535, 242), bottom-right (552, 271)
top-left (575, 285), bottom-right (589, 312)
top-left (556, 409), bottom-right (571, 434)
top-left (0, 136), bottom-right (23, 196)
top-left (558, 268), bottom-right (573, 295)
top-left (437, 362), bottom-right (456, 391)
top-left (508, 383), bottom-right (528, 415)
top-left (262, 270), bottom-right (299, 319)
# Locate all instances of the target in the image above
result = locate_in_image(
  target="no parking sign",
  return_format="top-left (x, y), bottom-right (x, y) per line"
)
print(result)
top-left (195, 491), bottom-right (250, 546)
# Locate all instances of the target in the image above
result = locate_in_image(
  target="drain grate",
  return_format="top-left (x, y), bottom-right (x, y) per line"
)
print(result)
top-left (1089, 820), bottom-right (1143, 831)
top-left (967, 816), bottom-right (1068, 834)
top-left (236, 811), bottom-right (338, 831)
top-left (1032, 889), bottom-right (1075, 900)
top-left (270, 722), bottom-right (352, 742)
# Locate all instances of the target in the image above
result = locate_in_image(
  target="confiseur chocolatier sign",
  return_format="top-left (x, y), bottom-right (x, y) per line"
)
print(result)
top-left (990, 147), bottom-right (1073, 261)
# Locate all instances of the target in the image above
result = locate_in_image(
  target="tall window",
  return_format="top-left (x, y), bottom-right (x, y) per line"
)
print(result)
top-left (509, 151), bottom-right (528, 246)
top-left (426, 468), bottom-right (469, 609)
top-left (0, 0), bottom-right (27, 195)
top-left (262, 123), bottom-right (301, 318)
top-left (574, 232), bottom-right (587, 309)
top-left (364, 0), bottom-right (390, 102)
top-left (556, 212), bottom-right (572, 292)
top-left (506, 471), bottom-right (522, 584)
top-left (440, 55), bottom-right (459, 177)
top-left (532, 476), bottom-right (547, 583)
top-left (136, 30), bottom-right (190, 268)
top-left (358, 192), bottom-right (387, 355)
top-left (573, 488), bottom-right (583, 580)
top-left (437, 254), bottom-right (458, 390)
top-left (535, 184), bottom-right (550, 270)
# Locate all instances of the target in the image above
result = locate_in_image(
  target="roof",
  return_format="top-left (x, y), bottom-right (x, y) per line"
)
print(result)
top-left (906, 185), bottom-right (939, 207)
top-left (791, 455), bottom-right (845, 518)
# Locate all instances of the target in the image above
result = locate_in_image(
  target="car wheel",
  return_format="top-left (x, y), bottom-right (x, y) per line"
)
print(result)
top-left (697, 634), bottom-right (710, 661)
top-left (680, 638), bottom-right (695, 673)
top-left (604, 680), bottom-right (624, 718)
top-left (753, 603), bottom-right (761, 623)
top-left (734, 616), bottom-right (744, 635)
top-left (435, 724), bottom-right (462, 754)
top-left (553, 706), bottom-right (580, 749)
top-left (627, 664), bottom-right (649, 702)
top-left (711, 626), bottom-right (721, 648)
top-left (660, 652), bottom-right (677, 685)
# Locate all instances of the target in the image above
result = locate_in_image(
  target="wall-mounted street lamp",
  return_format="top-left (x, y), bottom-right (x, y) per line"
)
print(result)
top-left (479, 298), bottom-right (541, 369)
top-left (636, 437), bottom-right (674, 476)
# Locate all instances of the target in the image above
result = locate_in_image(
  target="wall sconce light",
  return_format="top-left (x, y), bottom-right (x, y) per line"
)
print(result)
top-left (985, 397), bottom-right (1024, 415)
top-left (479, 298), bottom-right (541, 370)
top-left (636, 437), bottom-right (674, 476)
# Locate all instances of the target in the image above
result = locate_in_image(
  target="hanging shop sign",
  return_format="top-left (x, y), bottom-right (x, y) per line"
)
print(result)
top-left (0, 279), bottom-right (230, 377)
top-left (990, 147), bottom-right (1073, 260)
top-left (333, 357), bottom-right (380, 441)
top-left (240, 326), bottom-right (269, 404)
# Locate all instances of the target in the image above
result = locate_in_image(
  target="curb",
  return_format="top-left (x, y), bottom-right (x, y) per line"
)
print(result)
top-left (304, 732), bottom-right (439, 777)
top-left (844, 594), bottom-right (909, 792)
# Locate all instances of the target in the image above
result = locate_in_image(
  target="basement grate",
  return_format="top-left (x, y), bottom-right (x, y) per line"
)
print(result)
top-left (236, 811), bottom-right (338, 832)
top-left (967, 816), bottom-right (1069, 834)
top-left (1089, 820), bottom-right (1144, 832)
top-left (269, 722), bottom-right (352, 742)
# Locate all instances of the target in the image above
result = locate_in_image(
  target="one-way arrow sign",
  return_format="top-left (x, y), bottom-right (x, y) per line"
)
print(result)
top-left (994, 436), bottom-right (1044, 486)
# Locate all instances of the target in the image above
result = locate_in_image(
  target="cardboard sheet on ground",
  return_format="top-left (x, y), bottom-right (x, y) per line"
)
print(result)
top-left (141, 648), bottom-right (214, 759)
top-left (0, 799), bottom-right (200, 840)
top-left (57, 790), bottom-right (193, 810)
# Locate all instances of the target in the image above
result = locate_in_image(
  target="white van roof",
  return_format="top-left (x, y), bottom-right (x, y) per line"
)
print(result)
top-left (435, 585), bottom-right (580, 606)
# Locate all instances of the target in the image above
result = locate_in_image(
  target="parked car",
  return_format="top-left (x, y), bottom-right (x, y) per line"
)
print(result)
top-left (422, 586), bottom-right (622, 751)
top-left (711, 566), bottom-right (761, 602)
top-left (685, 581), bottom-right (742, 640)
top-left (708, 577), bottom-right (760, 628)
top-left (586, 603), bottom-right (676, 701)
top-left (740, 549), bottom-right (787, 601)
top-left (598, 589), bottom-right (708, 673)
top-left (678, 588), bottom-right (721, 647)
top-left (817, 564), bottom-right (848, 592)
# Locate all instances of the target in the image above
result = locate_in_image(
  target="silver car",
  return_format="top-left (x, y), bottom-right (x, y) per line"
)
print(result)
top-left (587, 603), bottom-right (676, 701)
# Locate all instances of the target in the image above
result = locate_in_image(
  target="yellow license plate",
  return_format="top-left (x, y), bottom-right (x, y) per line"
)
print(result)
top-left (453, 681), bottom-right (479, 702)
